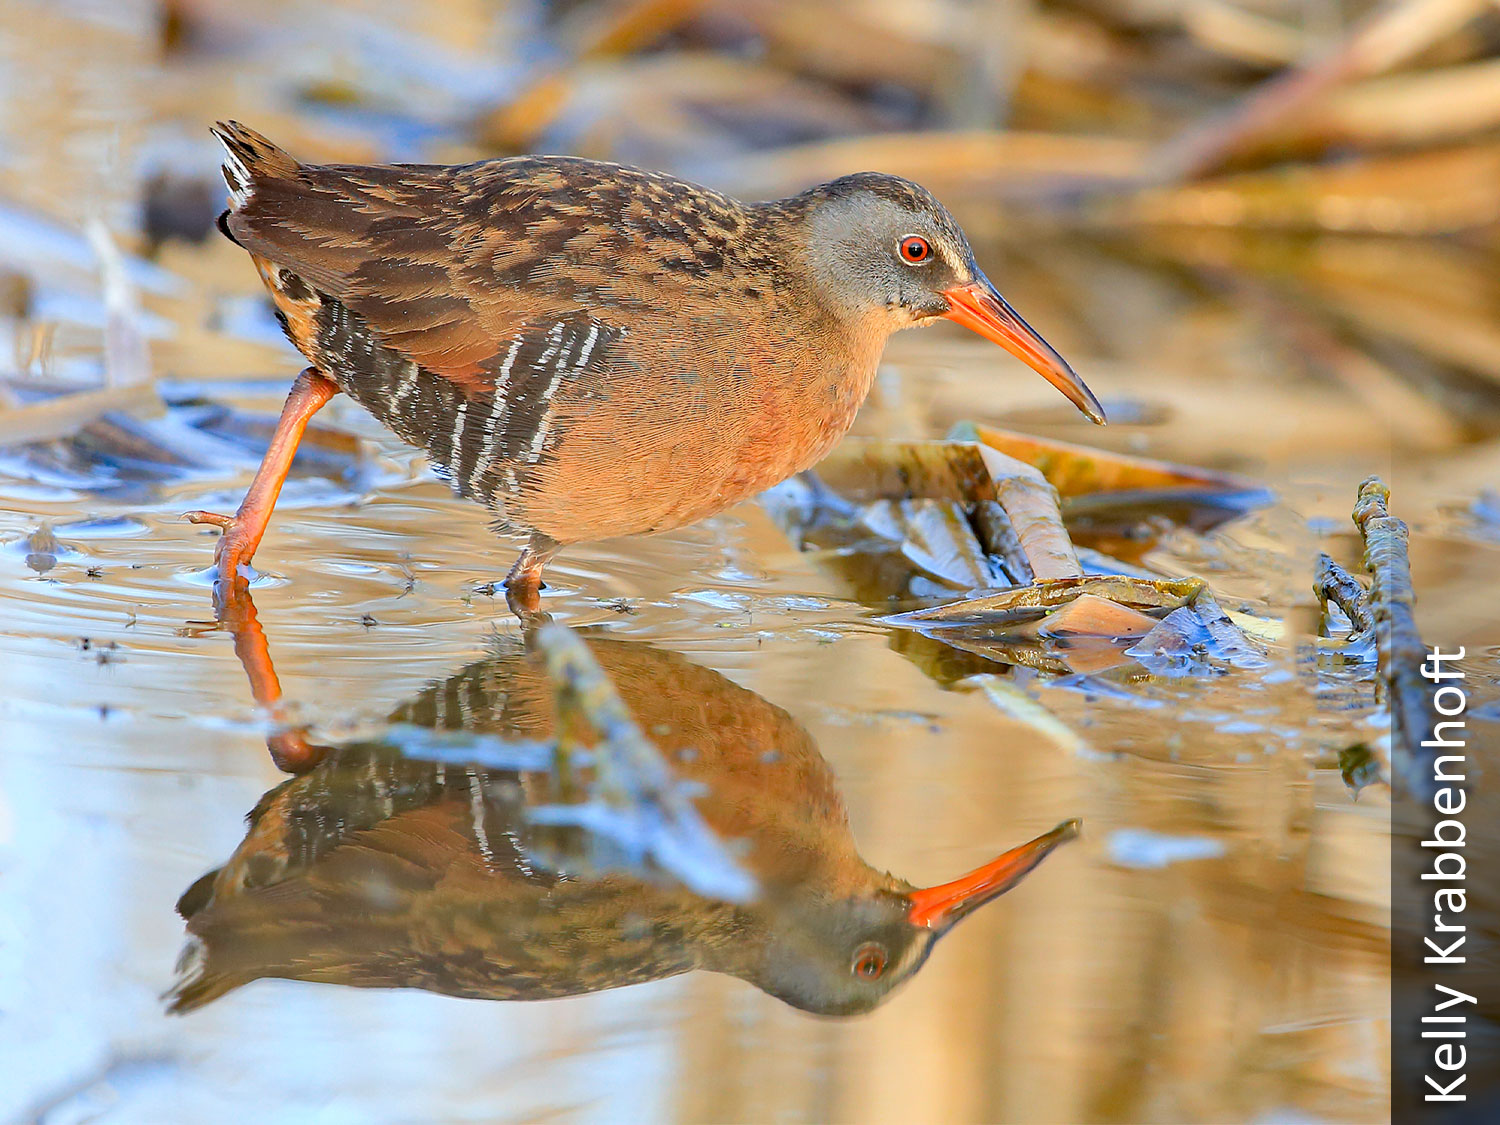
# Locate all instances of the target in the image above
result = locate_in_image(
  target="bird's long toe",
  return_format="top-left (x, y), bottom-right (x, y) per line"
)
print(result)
top-left (184, 511), bottom-right (257, 586)
top-left (182, 509), bottom-right (235, 530)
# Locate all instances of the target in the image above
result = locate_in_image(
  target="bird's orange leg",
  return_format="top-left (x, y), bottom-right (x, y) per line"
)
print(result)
top-left (184, 367), bottom-right (339, 584)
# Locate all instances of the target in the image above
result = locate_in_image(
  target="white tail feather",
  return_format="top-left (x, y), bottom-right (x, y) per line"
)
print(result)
top-left (212, 129), bottom-right (254, 210)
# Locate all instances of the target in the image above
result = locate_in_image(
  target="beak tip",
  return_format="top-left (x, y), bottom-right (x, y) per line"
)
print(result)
top-left (943, 281), bottom-right (1107, 427)
top-left (1067, 373), bottom-right (1107, 426)
top-left (905, 817), bottom-right (1084, 930)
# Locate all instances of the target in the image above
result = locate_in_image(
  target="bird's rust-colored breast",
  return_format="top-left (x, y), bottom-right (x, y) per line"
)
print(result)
top-left (522, 298), bottom-right (886, 542)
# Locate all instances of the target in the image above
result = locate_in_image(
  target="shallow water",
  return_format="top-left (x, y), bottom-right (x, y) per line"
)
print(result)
top-left (2, 354), bottom-right (1435, 1125)
top-left (3, 3), bottom-right (1500, 1123)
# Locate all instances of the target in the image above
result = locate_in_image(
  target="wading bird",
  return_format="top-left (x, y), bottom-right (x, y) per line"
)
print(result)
top-left (190, 122), bottom-right (1103, 601)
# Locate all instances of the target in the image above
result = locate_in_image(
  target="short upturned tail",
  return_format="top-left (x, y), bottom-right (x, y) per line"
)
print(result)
top-left (210, 120), bottom-right (299, 214)
top-left (165, 934), bottom-right (250, 1014)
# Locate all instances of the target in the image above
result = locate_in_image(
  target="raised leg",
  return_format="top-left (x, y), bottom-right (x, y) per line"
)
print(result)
top-left (503, 531), bottom-right (561, 619)
top-left (184, 367), bottom-right (339, 584)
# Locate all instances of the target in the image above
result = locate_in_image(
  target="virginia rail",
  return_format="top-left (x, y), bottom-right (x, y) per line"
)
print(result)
top-left (171, 597), bottom-right (1078, 1015)
top-left (191, 122), bottom-right (1103, 599)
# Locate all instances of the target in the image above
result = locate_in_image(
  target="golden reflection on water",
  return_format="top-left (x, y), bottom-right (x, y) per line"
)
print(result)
top-left (7, 1), bottom-right (1500, 1122)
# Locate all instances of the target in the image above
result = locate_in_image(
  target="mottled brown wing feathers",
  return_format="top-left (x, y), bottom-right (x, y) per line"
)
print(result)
top-left (212, 124), bottom-right (776, 401)
top-left (214, 121), bottom-right (555, 387)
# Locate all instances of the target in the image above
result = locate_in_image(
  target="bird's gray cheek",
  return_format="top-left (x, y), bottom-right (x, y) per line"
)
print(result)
top-left (895, 280), bottom-right (924, 312)
top-left (909, 293), bottom-right (950, 320)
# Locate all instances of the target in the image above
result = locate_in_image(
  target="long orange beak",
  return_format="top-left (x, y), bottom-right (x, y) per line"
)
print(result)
top-left (943, 278), bottom-right (1106, 425)
top-left (906, 818), bottom-right (1081, 931)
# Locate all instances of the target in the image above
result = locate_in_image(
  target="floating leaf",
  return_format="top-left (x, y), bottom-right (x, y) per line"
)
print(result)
top-left (859, 499), bottom-right (995, 589)
top-left (1018, 593), bottom-right (1161, 640)
top-left (953, 422), bottom-right (1255, 497)
top-left (887, 575), bottom-right (1206, 625)
top-left (1124, 602), bottom-right (1267, 675)
top-left (953, 421), bottom-right (1271, 536)
top-left (812, 437), bottom-right (1082, 581)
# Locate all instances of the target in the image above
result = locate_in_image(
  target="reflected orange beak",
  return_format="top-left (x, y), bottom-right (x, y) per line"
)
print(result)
top-left (943, 278), bottom-right (1106, 425)
top-left (907, 818), bottom-right (1081, 931)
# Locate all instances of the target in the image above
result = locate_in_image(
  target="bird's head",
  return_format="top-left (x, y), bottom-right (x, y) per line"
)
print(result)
top-left (737, 818), bottom-right (1080, 1016)
top-left (790, 173), bottom-right (1105, 424)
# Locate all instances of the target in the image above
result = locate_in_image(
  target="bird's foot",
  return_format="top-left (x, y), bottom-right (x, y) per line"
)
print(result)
top-left (183, 509), bottom-right (256, 585)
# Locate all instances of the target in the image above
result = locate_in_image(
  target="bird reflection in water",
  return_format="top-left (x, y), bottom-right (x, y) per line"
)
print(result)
top-left (172, 584), bottom-right (1078, 1017)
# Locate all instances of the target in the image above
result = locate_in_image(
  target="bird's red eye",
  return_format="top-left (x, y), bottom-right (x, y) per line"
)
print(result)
top-left (899, 236), bottom-right (931, 264)
top-left (851, 943), bottom-right (888, 979)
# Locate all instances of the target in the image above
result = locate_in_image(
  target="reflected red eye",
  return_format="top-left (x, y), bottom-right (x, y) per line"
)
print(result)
top-left (899, 235), bottom-right (931, 264)
top-left (851, 942), bottom-right (888, 979)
